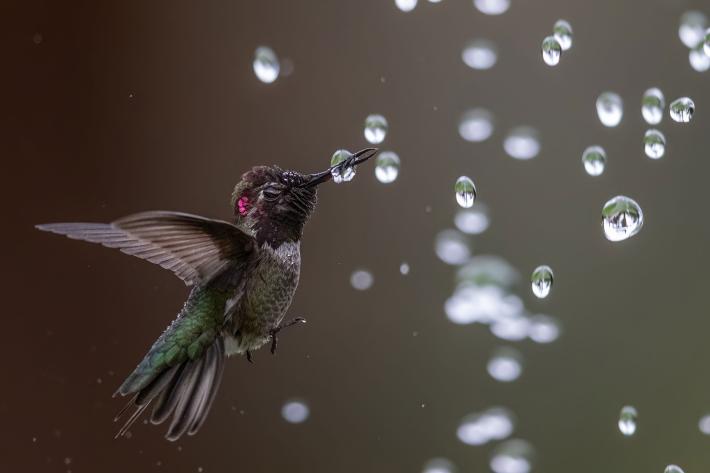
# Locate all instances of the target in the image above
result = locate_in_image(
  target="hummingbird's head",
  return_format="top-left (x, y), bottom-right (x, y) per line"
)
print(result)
top-left (231, 148), bottom-right (377, 246)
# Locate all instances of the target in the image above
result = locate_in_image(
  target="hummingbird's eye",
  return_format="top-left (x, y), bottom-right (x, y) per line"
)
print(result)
top-left (262, 187), bottom-right (281, 201)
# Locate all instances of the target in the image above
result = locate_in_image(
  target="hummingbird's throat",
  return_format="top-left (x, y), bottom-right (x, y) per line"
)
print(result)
top-left (237, 196), bottom-right (251, 216)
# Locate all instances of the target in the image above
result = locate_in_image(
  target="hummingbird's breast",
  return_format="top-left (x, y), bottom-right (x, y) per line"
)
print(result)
top-left (227, 240), bottom-right (301, 354)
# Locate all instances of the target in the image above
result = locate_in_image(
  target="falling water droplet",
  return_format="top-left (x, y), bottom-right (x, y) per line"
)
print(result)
top-left (364, 114), bottom-right (388, 144)
top-left (400, 262), bottom-right (410, 275)
top-left (541, 36), bottom-right (561, 66)
top-left (459, 108), bottom-right (494, 142)
top-left (689, 42), bottom-right (710, 72)
top-left (455, 205), bottom-right (490, 234)
top-left (582, 146), bottom-right (607, 176)
top-left (641, 88), bottom-right (665, 125)
top-left (435, 229), bottom-right (471, 265)
top-left (281, 400), bottom-right (309, 423)
top-left (665, 466), bottom-right (684, 473)
top-left (618, 405), bottom-right (638, 436)
top-left (553, 20), bottom-right (573, 50)
top-left (596, 92), bottom-right (623, 127)
top-left (474, 0), bottom-right (510, 15)
top-left (462, 39), bottom-right (498, 70)
top-left (679, 11), bottom-right (707, 49)
top-left (490, 439), bottom-right (534, 473)
top-left (253, 46), bottom-right (280, 84)
top-left (670, 97), bottom-right (695, 123)
top-left (330, 149), bottom-right (355, 183)
top-left (530, 265), bottom-right (553, 299)
top-left (455, 176), bottom-right (477, 208)
top-left (644, 129), bottom-right (666, 159)
top-left (487, 347), bottom-right (523, 382)
top-left (602, 196), bottom-right (644, 242)
top-left (699, 414), bottom-right (710, 435)
top-left (374, 151), bottom-right (400, 183)
top-left (458, 408), bottom-right (515, 445)
top-left (395, 0), bottom-right (418, 12)
top-left (422, 458), bottom-right (456, 473)
top-left (350, 269), bottom-right (374, 290)
top-left (503, 127), bottom-right (540, 160)
top-left (528, 315), bottom-right (560, 343)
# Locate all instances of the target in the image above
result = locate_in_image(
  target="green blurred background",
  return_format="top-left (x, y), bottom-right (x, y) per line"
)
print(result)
top-left (3, 0), bottom-right (710, 471)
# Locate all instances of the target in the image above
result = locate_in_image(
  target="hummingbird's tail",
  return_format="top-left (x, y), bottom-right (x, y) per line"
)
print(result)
top-left (114, 336), bottom-right (225, 441)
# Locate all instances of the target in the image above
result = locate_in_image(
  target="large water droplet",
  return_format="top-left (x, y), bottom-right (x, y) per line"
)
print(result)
top-left (395, 0), bottom-right (418, 12)
top-left (602, 196), bottom-right (644, 242)
top-left (374, 151), bottom-right (400, 184)
top-left (596, 92), bottom-right (623, 127)
top-left (422, 458), bottom-right (456, 473)
top-left (281, 399), bottom-right (309, 423)
top-left (253, 46), bottom-right (280, 84)
top-left (541, 36), bottom-right (561, 66)
top-left (530, 265), bottom-right (553, 299)
top-left (455, 205), bottom-right (490, 234)
top-left (364, 114), bottom-right (388, 144)
top-left (350, 269), bottom-right (374, 291)
top-left (699, 414), bottom-right (710, 435)
top-left (490, 439), bottom-right (534, 473)
top-left (474, 0), bottom-right (510, 15)
top-left (435, 229), bottom-right (471, 265)
top-left (462, 39), bottom-right (498, 70)
top-left (679, 11), bottom-right (707, 49)
top-left (689, 42), bottom-right (710, 72)
top-left (553, 19), bottom-right (573, 50)
top-left (582, 145), bottom-right (607, 176)
top-left (504, 127), bottom-right (540, 160)
top-left (642, 88), bottom-right (665, 125)
top-left (670, 97), bottom-right (695, 123)
top-left (665, 466), bottom-right (684, 473)
top-left (459, 108), bottom-right (494, 142)
top-left (487, 347), bottom-right (523, 382)
top-left (330, 149), bottom-right (355, 183)
top-left (644, 129), bottom-right (666, 159)
top-left (618, 405), bottom-right (637, 436)
top-left (528, 315), bottom-right (560, 343)
top-left (458, 408), bottom-right (515, 445)
top-left (455, 176), bottom-right (477, 208)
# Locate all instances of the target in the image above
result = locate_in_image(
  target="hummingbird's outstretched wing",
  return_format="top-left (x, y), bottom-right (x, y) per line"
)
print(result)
top-left (36, 211), bottom-right (256, 286)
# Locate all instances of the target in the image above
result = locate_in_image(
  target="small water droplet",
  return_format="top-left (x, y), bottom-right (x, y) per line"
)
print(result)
top-left (670, 97), bottom-right (695, 123)
top-left (400, 262), bottom-right (410, 275)
top-left (435, 229), bottom-right (471, 266)
top-left (459, 108), bottom-right (494, 142)
top-left (602, 196), bottom-right (644, 242)
top-left (33, 33), bottom-right (43, 44)
top-left (462, 39), bottom-right (498, 70)
top-left (281, 399), bottom-right (309, 423)
top-left (350, 270), bottom-right (374, 290)
top-left (618, 405), bottom-right (638, 436)
top-left (596, 92), bottom-right (623, 127)
top-left (422, 458), bottom-right (456, 473)
top-left (582, 146), bottom-right (606, 176)
top-left (644, 129), bottom-right (666, 159)
top-left (530, 265), bottom-right (553, 299)
top-left (689, 42), bottom-right (710, 71)
top-left (553, 19), bottom-right (573, 50)
top-left (490, 439), bottom-right (534, 473)
top-left (474, 0), bottom-right (510, 15)
top-left (503, 127), bottom-right (540, 160)
top-left (455, 176), bottom-right (477, 208)
top-left (665, 466), bottom-right (684, 473)
top-left (455, 205), bottom-right (490, 234)
top-left (487, 347), bottom-right (523, 382)
top-left (458, 408), bottom-right (515, 445)
top-left (528, 315), bottom-right (560, 343)
top-left (364, 114), bottom-right (388, 144)
top-left (699, 414), bottom-right (710, 434)
top-left (395, 0), bottom-right (417, 12)
top-left (375, 151), bottom-right (400, 183)
top-left (641, 88), bottom-right (665, 125)
top-left (679, 11), bottom-right (707, 49)
top-left (330, 149), bottom-right (355, 183)
top-left (541, 36), bottom-right (561, 66)
top-left (253, 46), bottom-right (280, 84)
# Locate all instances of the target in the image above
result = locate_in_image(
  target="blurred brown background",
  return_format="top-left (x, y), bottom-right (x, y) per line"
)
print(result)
top-left (3, 0), bottom-right (710, 471)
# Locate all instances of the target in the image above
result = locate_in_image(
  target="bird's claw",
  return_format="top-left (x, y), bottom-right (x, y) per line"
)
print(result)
top-left (270, 317), bottom-right (307, 355)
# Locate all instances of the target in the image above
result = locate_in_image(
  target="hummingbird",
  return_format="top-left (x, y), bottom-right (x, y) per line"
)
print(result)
top-left (36, 148), bottom-right (378, 441)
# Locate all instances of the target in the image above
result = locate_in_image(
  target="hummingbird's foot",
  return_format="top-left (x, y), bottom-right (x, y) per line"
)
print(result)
top-left (246, 350), bottom-right (254, 363)
top-left (270, 317), bottom-right (307, 355)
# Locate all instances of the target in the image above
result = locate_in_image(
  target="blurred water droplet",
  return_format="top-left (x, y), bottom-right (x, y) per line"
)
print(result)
top-left (582, 145), bottom-right (606, 176)
top-left (281, 400), bottom-right (309, 423)
top-left (375, 151), bottom-right (400, 183)
top-left (553, 19), bottom-right (573, 50)
top-left (487, 347), bottom-right (523, 382)
top-left (504, 127), bottom-right (540, 160)
top-left (531, 265), bottom-right (553, 299)
top-left (665, 465), bottom-right (684, 473)
top-left (364, 114), bottom-right (388, 144)
top-left (618, 405), bottom-right (637, 436)
top-left (602, 196), bottom-right (644, 242)
top-left (459, 108), bottom-right (494, 142)
top-left (457, 255), bottom-right (520, 288)
top-left (490, 439), bottom-right (534, 473)
top-left (528, 314), bottom-right (560, 343)
top-left (541, 36), bottom-right (561, 66)
top-left (422, 458), bottom-right (456, 473)
top-left (350, 269), bottom-right (374, 290)
top-left (596, 92), bottom-right (623, 127)
top-left (644, 129), bottom-right (666, 159)
top-left (458, 408), bottom-right (515, 445)
top-left (395, 0), bottom-right (418, 12)
top-left (330, 149), bottom-right (355, 183)
top-left (491, 315), bottom-right (530, 341)
top-left (689, 42), bottom-right (710, 71)
top-left (455, 205), bottom-right (490, 234)
top-left (462, 39), bottom-right (498, 70)
top-left (253, 46), bottom-right (280, 84)
top-left (705, 28), bottom-right (710, 56)
top-left (474, 0), bottom-right (510, 15)
top-left (670, 97), bottom-right (695, 123)
top-left (400, 262), bottom-right (410, 275)
top-left (642, 88), bottom-right (665, 125)
top-left (435, 229), bottom-right (471, 265)
top-left (699, 414), bottom-right (710, 434)
top-left (679, 11), bottom-right (707, 49)
top-left (455, 176), bottom-right (477, 208)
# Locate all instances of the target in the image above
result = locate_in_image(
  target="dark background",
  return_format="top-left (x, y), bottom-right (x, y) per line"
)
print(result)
top-left (3, 0), bottom-right (710, 471)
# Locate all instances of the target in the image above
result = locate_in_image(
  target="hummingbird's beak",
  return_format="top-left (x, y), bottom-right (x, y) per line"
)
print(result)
top-left (302, 148), bottom-right (378, 188)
